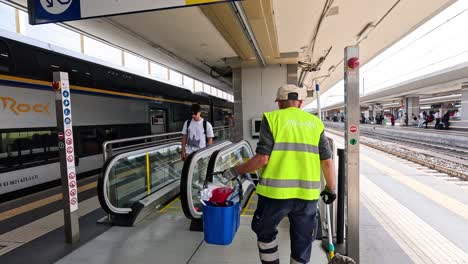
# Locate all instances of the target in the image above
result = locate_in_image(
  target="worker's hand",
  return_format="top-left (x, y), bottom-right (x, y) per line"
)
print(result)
top-left (222, 167), bottom-right (238, 180)
top-left (181, 151), bottom-right (186, 161)
top-left (320, 185), bottom-right (336, 204)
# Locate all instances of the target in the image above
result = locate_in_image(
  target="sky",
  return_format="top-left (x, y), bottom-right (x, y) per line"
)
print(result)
top-left (304, 0), bottom-right (468, 111)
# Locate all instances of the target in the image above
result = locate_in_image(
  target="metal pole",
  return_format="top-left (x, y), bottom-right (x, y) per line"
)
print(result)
top-left (344, 46), bottom-right (360, 262)
top-left (316, 81), bottom-right (322, 120)
top-left (53, 72), bottom-right (79, 243)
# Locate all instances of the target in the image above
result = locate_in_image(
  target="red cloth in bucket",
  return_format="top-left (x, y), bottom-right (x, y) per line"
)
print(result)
top-left (209, 187), bottom-right (233, 204)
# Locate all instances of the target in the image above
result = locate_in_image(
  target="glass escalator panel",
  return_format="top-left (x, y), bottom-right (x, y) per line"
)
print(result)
top-left (100, 143), bottom-right (182, 214)
top-left (210, 141), bottom-right (257, 186)
top-left (180, 141), bottom-right (232, 220)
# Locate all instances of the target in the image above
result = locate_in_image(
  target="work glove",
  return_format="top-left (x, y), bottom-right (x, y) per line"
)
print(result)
top-left (320, 186), bottom-right (337, 204)
top-left (222, 167), bottom-right (238, 181)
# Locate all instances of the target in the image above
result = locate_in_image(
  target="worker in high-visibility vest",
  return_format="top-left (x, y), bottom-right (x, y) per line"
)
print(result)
top-left (223, 84), bottom-right (336, 264)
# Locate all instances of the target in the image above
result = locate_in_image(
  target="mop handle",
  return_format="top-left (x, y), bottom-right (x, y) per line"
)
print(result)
top-left (326, 204), bottom-right (335, 259)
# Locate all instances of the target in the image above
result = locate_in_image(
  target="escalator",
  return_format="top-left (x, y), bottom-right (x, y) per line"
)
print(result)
top-left (180, 140), bottom-right (257, 220)
top-left (97, 142), bottom-right (183, 226)
top-left (98, 140), bottom-right (256, 226)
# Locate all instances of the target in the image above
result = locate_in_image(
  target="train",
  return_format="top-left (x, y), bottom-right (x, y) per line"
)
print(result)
top-left (0, 34), bottom-right (233, 202)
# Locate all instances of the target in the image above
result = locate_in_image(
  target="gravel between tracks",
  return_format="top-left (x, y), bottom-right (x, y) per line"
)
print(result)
top-left (362, 136), bottom-right (468, 177)
top-left (326, 128), bottom-right (468, 180)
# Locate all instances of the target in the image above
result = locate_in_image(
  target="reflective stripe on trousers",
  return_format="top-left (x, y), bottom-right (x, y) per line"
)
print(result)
top-left (258, 240), bottom-right (279, 263)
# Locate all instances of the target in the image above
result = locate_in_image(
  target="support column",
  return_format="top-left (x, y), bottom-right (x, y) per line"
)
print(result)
top-left (461, 86), bottom-right (468, 126)
top-left (404, 97), bottom-right (420, 125)
top-left (233, 68), bottom-right (243, 141)
top-left (368, 105), bottom-right (374, 122)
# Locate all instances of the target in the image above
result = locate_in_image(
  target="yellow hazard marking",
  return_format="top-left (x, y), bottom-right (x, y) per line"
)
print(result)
top-left (185, 0), bottom-right (223, 5)
top-left (241, 191), bottom-right (256, 216)
top-left (159, 197), bottom-right (180, 212)
top-left (146, 153), bottom-right (151, 195)
top-left (362, 155), bottom-right (468, 221)
top-left (0, 181), bottom-right (97, 222)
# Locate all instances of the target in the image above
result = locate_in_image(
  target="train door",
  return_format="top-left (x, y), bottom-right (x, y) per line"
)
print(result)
top-left (150, 109), bottom-right (167, 134)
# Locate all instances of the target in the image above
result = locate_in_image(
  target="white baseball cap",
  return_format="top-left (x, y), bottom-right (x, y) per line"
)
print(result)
top-left (275, 84), bottom-right (304, 102)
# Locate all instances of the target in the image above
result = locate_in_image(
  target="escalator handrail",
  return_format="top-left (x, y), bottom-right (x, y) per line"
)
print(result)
top-left (180, 140), bottom-right (232, 220)
top-left (205, 140), bottom-right (256, 183)
top-left (98, 142), bottom-right (181, 216)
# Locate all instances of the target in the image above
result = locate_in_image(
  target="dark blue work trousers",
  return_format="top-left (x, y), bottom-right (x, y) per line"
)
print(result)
top-left (251, 195), bottom-right (318, 264)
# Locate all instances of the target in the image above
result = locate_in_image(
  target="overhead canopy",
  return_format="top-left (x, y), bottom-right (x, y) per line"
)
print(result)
top-left (18, 0), bottom-right (455, 94)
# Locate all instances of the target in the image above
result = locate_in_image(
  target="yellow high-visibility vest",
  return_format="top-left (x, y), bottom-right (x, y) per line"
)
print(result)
top-left (257, 107), bottom-right (324, 200)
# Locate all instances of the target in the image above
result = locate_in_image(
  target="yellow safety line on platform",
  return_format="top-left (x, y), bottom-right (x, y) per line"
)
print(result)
top-left (0, 181), bottom-right (96, 222)
top-left (186, 0), bottom-right (222, 5)
top-left (362, 155), bottom-right (468, 221)
top-left (241, 191), bottom-right (256, 216)
top-left (361, 176), bottom-right (468, 263)
top-left (146, 153), bottom-right (151, 195)
top-left (159, 197), bottom-right (180, 212)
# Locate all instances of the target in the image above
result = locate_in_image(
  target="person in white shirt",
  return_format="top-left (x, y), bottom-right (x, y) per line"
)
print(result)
top-left (181, 104), bottom-right (214, 160)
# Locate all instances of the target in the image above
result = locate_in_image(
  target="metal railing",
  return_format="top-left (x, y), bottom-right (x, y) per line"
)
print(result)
top-left (102, 126), bottom-right (233, 161)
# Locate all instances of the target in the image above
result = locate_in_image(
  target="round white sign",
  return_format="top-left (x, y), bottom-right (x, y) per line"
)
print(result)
top-left (40, 0), bottom-right (73, 15)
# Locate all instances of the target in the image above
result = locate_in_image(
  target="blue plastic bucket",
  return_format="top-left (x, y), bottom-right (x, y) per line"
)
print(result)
top-left (202, 202), bottom-right (240, 245)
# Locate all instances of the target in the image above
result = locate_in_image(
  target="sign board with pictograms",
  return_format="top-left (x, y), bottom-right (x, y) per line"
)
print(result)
top-left (53, 71), bottom-right (79, 243)
top-left (27, 0), bottom-right (239, 25)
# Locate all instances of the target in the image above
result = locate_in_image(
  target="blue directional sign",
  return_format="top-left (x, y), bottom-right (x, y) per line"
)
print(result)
top-left (28, 0), bottom-right (239, 25)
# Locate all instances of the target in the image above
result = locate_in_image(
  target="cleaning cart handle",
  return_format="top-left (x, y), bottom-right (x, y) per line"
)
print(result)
top-left (208, 171), bottom-right (243, 203)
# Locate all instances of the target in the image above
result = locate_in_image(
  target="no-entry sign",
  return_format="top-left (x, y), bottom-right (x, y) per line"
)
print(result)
top-left (350, 125), bottom-right (358, 133)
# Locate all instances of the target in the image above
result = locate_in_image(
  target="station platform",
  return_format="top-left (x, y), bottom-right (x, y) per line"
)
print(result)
top-left (324, 121), bottom-right (468, 149)
top-left (1, 134), bottom-right (467, 264)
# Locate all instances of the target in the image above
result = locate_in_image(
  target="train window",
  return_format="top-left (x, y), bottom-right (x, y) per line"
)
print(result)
top-left (0, 129), bottom-right (58, 172)
top-left (66, 59), bottom-right (94, 87)
top-left (35, 51), bottom-right (67, 79)
top-left (173, 104), bottom-right (191, 122)
top-left (0, 40), bottom-right (11, 73)
top-left (200, 104), bottom-right (210, 118)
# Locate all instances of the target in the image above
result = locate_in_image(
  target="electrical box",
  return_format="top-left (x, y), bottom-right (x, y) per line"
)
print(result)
top-left (251, 118), bottom-right (262, 138)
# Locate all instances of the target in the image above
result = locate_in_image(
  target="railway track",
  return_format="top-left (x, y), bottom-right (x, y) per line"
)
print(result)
top-left (325, 128), bottom-right (468, 181)
top-left (363, 132), bottom-right (468, 162)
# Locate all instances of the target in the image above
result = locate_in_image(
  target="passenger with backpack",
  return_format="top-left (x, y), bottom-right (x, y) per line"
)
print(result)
top-left (181, 104), bottom-right (214, 160)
